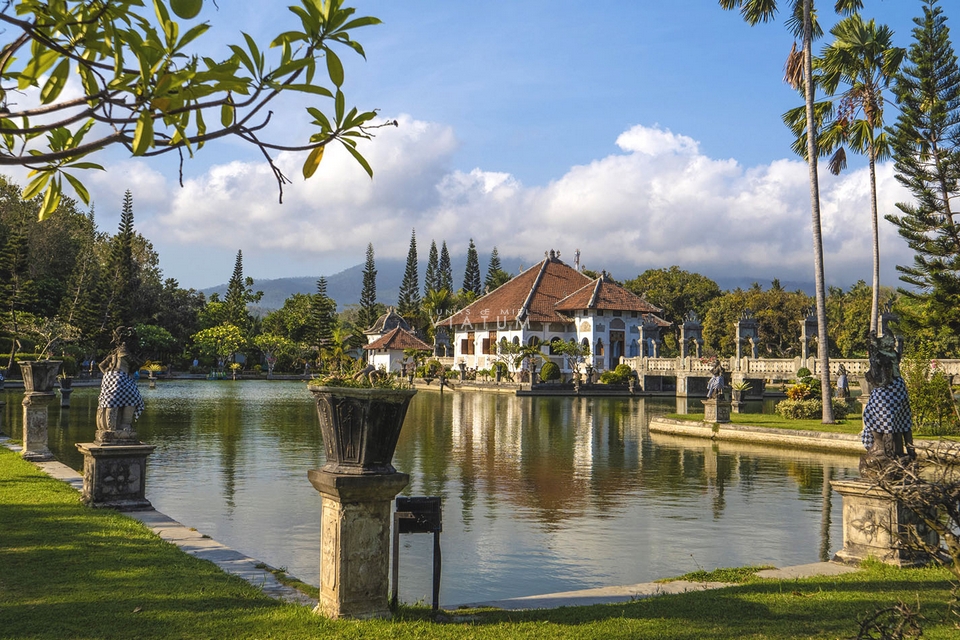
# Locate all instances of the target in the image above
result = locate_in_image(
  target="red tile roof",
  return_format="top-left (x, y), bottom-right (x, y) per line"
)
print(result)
top-left (436, 254), bottom-right (592, 327)
top-left (363, 326), bottom-right (431, 351)
top-left (556, 274), bottom-right (664, 314)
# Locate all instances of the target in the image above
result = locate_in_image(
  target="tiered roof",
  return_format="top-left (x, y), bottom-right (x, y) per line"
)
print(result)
top-left (363, 326), bottom-right (431, 351)
top-left (435, 252), bottom-right (671, 328)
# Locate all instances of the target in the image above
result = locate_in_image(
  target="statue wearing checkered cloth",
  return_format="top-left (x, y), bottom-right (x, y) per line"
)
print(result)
top-left (95, 343), bottom-right (145, 445)
top-left (859, 332), bottom-right (914, 478)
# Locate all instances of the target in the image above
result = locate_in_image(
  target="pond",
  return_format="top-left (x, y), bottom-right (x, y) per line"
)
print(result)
top-left (1, 381), bottom-right (860, 607)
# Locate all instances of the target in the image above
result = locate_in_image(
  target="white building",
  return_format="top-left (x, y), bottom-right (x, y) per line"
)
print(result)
top-left (436, 251), bottom-right (668, 374)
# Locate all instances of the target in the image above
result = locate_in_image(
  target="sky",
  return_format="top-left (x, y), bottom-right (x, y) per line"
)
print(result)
top-left (9, 0), bottom-right (955, 291)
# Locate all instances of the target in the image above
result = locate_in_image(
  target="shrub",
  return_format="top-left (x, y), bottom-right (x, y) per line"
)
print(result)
top-left (60, 355), bottom-right (78, 376)
top-left (539, 361), bottom-right (560, 382)
top-left (786, 383), bottom-right (811, 400)
top-left (492, 361), bottom-right (510, 379)
top-left (424, 359), bottom-right (444, 378)
top-left (796, 367), bottom-right (812, 379)
top-left (600, 364), bottom-right (633, 384)
top-left (901, 355), bottom-right (960, 436)
top-left (775, 398), bottom-right (850, 420)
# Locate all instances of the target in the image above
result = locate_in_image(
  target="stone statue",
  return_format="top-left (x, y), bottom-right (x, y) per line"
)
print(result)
top-left (859, 332), bottom-right (914, 478)
top-left (835, 364), bottom-right (849, 399)
top-left (706, 361), bottom-right (725, 400)
top-left (95, 341), bottom-right (145, 444)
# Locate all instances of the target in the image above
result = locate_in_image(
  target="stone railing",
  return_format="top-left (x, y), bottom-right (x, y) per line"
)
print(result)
top-left (622, 355), bottom-right (960, 380)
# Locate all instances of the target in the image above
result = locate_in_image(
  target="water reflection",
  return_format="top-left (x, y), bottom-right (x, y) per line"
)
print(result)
top-left (1, 384), bottom-right (859, 606)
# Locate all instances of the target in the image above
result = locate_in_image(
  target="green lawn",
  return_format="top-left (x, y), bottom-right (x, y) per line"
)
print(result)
top-left (2, 446), bottom-right (958, 639)
top-left (666, 412), bottom-right (864, 434)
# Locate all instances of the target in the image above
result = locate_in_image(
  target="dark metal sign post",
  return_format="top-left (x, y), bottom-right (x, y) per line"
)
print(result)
top-left (391, 496), bottom-right (442, 611)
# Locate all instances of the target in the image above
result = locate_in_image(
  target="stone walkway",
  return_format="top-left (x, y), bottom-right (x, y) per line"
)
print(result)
top-left (3, 434), bottom-right (860, 612)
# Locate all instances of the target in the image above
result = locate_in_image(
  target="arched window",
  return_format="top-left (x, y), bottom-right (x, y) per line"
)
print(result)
top-left (629, 339), bottom-right (639, 357)
top-left (581, 337), bottom-right (589, 349)
top-left (595, 338), bottom-right (604, 356)
top-left (512, 336), bottom-right (520, 345)
top-left (527, 336), bottom-right (540, 347)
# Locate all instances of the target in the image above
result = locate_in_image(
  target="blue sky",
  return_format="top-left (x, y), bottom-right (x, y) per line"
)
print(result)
top-left (18, 0), bottom-right (953, 291)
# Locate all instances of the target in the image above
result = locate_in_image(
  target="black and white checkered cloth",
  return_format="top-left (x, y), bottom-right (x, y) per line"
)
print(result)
top-left (98, 371), bottom-right (145, 420)
top-left (861, 376), bottom-right (911, 449)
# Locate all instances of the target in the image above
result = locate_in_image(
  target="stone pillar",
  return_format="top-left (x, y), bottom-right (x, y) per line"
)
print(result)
top-left (308, 470), bottom-right (409, 619)
top-left (831, 479), bottom-right (938, 567)
top-left (702, 397), bottom-right (731, 423)
top-left (76, 442), bottom-right (156, 510)
top-left (21, 392), bottom-right (56, 461)
top-left (58, 387), bottom-right (74, 408)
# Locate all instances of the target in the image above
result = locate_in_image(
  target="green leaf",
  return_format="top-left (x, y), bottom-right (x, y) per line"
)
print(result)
top-left (63, 161), bottom-right (105, 171)
top-left (326, 48), bottom-right (344, 87)
top-left (302, 144), bottom-right (325, 179)
top-left (339, 16), bottom-right (382, 32)
top-left (39, 181), bottom-right (62, 221)
top-left (133, 110), bottom-right (154, 155)
top-left (62, 172), bottom-right (91, 205)
top-left (221, 100), bottom-right (235, 127)
top-left (284, 83), bottom-right (333, 98)
top-left (21, 172), bottom-right (50, 201)
top-left (40, 59), bottom-right (71, 104)
top-left (335, 89), bottom-right (344, 125)
top-left (242, 32), bottom-right (262, 74)
top-left (342, 140), bottom-right (373, 178)
top-left (177, 23), bottom-right (210, 49)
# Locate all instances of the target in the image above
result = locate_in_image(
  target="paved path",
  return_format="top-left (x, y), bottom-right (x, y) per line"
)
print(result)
top-left (3, 435), bottom-right (860, 612)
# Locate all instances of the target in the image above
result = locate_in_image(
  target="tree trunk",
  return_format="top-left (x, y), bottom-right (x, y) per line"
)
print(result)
top-left (803, 0), bottom-right (834, 423)
top-left (869, 150), bottom-right (880, 334)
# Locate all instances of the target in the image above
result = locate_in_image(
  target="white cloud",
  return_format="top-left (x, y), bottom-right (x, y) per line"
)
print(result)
top-left (131, 119), bottom-right (915, 288)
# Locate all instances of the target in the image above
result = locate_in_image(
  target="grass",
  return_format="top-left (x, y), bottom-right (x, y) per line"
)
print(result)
top-left (2, 446), bottom-right (960, 638)
top-left (660, 566), bottom-right (776, 584)
top-left (666, 412), bottom-right (864, 434)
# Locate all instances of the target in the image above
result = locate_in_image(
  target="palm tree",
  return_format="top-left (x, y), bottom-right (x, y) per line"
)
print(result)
top-left (719, 0), bottom-right (863, 423)
top-left (817, 15), bottom-right (904, 334)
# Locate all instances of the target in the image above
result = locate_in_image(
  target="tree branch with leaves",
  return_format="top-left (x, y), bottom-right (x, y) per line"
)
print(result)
top-left (1, 0), bottom-right (390, 219)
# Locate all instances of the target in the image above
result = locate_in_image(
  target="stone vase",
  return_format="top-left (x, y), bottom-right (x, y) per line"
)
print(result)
top-left (19, 360), bottom-right (62, 393)
top-left (308, 385), bottom-right (417, 475)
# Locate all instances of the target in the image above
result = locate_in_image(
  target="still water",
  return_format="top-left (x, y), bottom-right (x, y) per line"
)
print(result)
top-left (2, 381), bottom-right (859, 606)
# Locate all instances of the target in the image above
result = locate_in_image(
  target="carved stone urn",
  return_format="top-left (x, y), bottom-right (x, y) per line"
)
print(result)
top-left (20, 360), bottom-right (62, 393)
top-left (307, 385), bottom-right (417, 475)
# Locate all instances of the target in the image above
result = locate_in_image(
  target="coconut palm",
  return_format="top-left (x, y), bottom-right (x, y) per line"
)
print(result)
top-left (719, 0), bottom-right (864, 423)
top-left (818, 15), bottom-right (904, 333)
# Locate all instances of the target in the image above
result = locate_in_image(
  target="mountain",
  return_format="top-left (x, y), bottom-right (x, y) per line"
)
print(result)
top-left (202, 257), bottom-right (818, 313)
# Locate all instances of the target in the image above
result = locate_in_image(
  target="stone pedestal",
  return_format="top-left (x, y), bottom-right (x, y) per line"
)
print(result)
top-left (308, 469), bottom-right (409, 619)
top-left (21, 392), bottom-right (56, 461)
top-left (76, 442), bottom-right (155, 510)
top-left (831, 479), bottom-right (938, 567)
top-left (702, 397), bottom-right (731, 423)
top-left (58, 387), bottom-right (73, 408)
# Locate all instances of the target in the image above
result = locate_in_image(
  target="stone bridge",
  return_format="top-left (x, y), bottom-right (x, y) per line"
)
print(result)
top-left (620, 355), bottom-right (960, 398)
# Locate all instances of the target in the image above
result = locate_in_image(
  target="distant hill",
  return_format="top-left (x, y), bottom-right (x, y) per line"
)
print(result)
top-left (202, 257), bottom-right (818, 313)
top-left (201, 256), bottom-right (530, 312)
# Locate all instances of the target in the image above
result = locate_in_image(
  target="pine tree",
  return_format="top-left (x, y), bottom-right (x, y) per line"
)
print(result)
top-left (398, 229), bottom-right (421, 318)
top-left (463, 238), bottom-right (482, 297)
top-left (223, 249), bottom-right (263, 332)
top-left (310, 276), bottom-right (337, 358)
top-left (424, 240), bottom-right (440, 296)
top-left (101, 190), bottom-right (137, 334)
top-left (887, 0), bottom-right (960, 353)
top-left (438, 241), bottom-right (453, 293)
top-left (484, 246), bottom-right (509, 292)
top-left (358, 242), bottom-right (379, 329)
top-left (0, 206), bottom-right (35, 370)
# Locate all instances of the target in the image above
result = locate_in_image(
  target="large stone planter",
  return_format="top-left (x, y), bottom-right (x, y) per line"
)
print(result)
top-left (308, 386), bottom-right (417, 475)
top-left (19, 360), bottom-right (62, 393)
